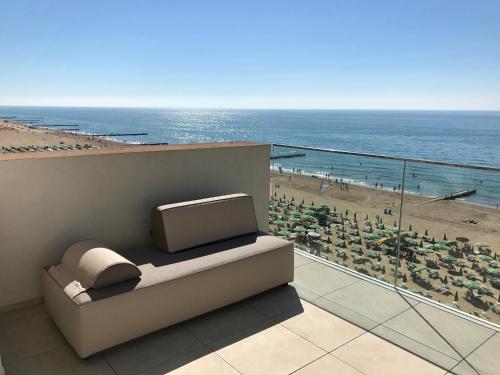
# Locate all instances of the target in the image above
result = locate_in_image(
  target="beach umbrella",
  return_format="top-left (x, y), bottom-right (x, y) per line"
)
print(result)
top-left (306, 204), bottom-right (316, 210)
top-left (416, 247), bottom-right (434, 255)
top-left (475, 242), bottom-right (490, 248)
top-left (292, 211), bottom-right (302, 218)
top-left (272, 220), bottom-right (285, 226)
top-left (442, 255), bottom-right (456, 263)
top-left (353, 256), bottom-right (371, 264)
top-left (412, 266), bottom-right (427, 273)
top-left (463, 280), bottom-right (481, 289)
top-left (308, 223), bottom-right (321, 230)
top-left (307, 231), bottom-right (321, 239)
top-left (406, 238), bottom-right (420, 246)
top-left (350, 236), bottom-right (361, 244)
top-left (433, 243), bottom-right (450, 251)
top-left (289, 217), bottom-right (301, 223)
top-left (304, 209), bottom-right (316, 216)
top-left (366, 233), bottom-right (381, 240)
top-left (444, 241), bottom-right (457, 247)
top-left (488, 268), bottom-right (500, 276)
top-left (478, 255), bottom-right (493, 262)
top-left (277, 230), bottom-right (290, 238)
top-left (380, 237), bottom-right (398, 247)
top-left (351, 246), bottom-right (363, 254)
top-left (366, 250), bottom-right (378, 258)
top-left (302, 214), bottom-right (315, 222)
top-left (319, 203), bottom-right (329, 209)
top-left (293, 226), bottom-right (306, 233)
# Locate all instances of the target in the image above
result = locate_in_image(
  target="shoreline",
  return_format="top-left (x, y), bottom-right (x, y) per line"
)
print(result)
top-left (271, 164), bottom-right (499, 210)
top-left (0, 119), bottom-right (131, 151)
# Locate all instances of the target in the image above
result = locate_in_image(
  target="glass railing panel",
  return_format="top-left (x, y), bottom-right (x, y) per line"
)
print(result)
top-left (400, 161), bottom-right (500, 326)
top-left (270, 144), bottom-right (406, 286)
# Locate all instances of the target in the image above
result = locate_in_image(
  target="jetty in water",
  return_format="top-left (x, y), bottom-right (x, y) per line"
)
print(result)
top-left (33, 124), bottom-right (80, 128)
top-left (91, 132), bottom-right (148, 137)
top-left (270, 152), bottom-right (306, 160)
top-left (412, 189), bottom-right (477, 206)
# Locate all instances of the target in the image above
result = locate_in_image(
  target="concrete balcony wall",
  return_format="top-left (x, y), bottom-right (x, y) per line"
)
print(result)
top-left (0, 142), bottom-right (270, 309)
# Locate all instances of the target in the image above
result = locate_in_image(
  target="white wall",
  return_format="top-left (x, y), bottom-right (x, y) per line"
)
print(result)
top-left (0, 142), bottom-right (270, 309)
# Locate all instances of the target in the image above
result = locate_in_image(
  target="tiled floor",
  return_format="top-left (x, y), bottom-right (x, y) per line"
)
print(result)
top-left (292, 252), bottom-right (499, 375)
top-left (0, 251), bottom-right (497, 374)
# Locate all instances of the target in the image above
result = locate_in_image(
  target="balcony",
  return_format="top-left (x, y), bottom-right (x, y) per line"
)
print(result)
top-left (1, 251), bottom-right (497, 374)
top-left (1, 142), bottom-right (499, 374)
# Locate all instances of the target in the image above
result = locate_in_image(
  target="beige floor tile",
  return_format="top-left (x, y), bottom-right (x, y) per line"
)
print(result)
top-left (184, 301), bottom-right (268, 345)
top-left (294, 252), bottom-right (314, 268)
top-left (292, 354), bottom-right (363, 375)
top-left (277, 301), bottom-right (365, 351)
top-left (140, 349), bottom-right (239, 375)
top-left (216, 323), bottom-right (326, 375)
top-left (0, 310), bottom-right (67, 365)
top-left (332, 333), bottom-right (446, 375)
top-left (103, 325), bottom-right (204, 374)
top-left (5, 343), bottom-right (114, 375)
top-left (247, 285), bottom-right (305, 318)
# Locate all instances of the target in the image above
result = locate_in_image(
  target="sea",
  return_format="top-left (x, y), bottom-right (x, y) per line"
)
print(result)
top-left (1, 106), bottom-right (500, 207)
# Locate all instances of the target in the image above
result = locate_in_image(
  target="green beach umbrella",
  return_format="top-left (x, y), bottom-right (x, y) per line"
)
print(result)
top-left (406, 238), bottom-right (420, 246)
top-left (433, 243), bottom-right (450, 251)
top-left (308, 223), bottom-right (321, 230)
top-left (366, 250), bottom-right (378, 258)
top-left (463, 280), bottom-right (481, 289)
top-left (293, 226), bottom-right (306, 233)
top-left (475, 242), bottom-right (490, 248)
top-left (306, 205), bottom-right (316, 210)
top-left (416, 247), bottom-right (434, 255)
top-left (412, 266), bottom-right (427, 273)
top-left (488, 268), bottom-right (500, 276)
top-left (351, 246), bottom-right (363, 254)
top-left (304, 209), bottom-right (316, 216)
top-left (302, 214), bottom-right (315, 222)
top-left (272, 220), bottom-right (285, 226)
top-left (289, 217), bottom-right (301, 223)
top-left (444, 241), bottom-right (458, 247)
top-left (353, 256), bottom-right (371, 264)
top-left (442, 255), bottom-right (456, 263)
top-left (366, 233), bottom-right (381, 240)
top-left (478, 255), bottom-right (493, 262)
top-left (292, 211), bottom-right (302, 218)
top-left (277, 230), bottom-right (290, 237)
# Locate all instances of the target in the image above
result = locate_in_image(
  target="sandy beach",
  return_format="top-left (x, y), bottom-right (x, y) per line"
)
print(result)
top-left (0, 119), bottom-right (129, 150)
top-left (270, 171), bottom-right (500, 324)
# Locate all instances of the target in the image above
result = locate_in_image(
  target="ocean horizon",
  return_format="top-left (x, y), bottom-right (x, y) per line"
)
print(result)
top-left (2, 106), bottom-right (500, 207)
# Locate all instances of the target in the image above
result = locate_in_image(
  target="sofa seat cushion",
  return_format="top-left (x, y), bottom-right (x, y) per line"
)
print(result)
top-left (50, 233), bottom-right (288, 305)
top-left (151, 193), bottom-right (258, 253)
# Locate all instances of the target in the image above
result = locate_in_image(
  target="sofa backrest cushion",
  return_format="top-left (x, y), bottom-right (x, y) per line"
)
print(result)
top-left (151, 193), bottom-right (258, 253)
top-left (61, 240), bottom-right (141, 289)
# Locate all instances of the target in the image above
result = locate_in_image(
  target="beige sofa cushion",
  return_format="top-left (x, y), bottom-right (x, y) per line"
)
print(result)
top-left (61, 240), bottom-right (141, 289)
top-left (151, 193), bottom-right (258, 253)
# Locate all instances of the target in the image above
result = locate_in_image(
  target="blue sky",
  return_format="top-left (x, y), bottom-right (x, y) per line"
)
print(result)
top-left (1, 0), bottom-right (499, 109)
